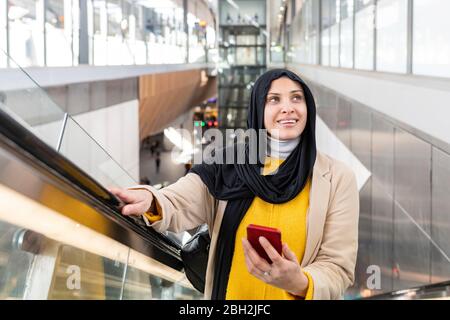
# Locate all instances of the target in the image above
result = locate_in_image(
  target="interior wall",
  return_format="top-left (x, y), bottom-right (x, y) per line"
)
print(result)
top-left (139, 69), bottom-right (216, 139)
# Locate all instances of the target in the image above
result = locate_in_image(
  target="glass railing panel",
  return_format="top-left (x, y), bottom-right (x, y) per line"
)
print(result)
top-left (124, 250), bottom-right (203, 300)
top-left (121, 266), bottom-right (153, 300)
top-left (0, 50), bottom-right (66, 149)
top-left (0, 214), bottom-right (130, 299)
top-left (124, 266), bottom-right (194, 300)
top-left (1, 50), bottom-right (139, 192)
top-left (0, 222), bottom-right (35, 299)
top-left (58, 116), bottom-right (136, 188)
top-left (46, 245), bottom-right (127, 300)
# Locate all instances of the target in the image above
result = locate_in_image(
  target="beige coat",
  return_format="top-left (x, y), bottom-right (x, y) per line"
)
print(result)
top-left (140, 151), bottom-right (360, 300)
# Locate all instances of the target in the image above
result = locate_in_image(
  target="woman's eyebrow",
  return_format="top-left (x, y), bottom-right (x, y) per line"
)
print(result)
top-left (268, 90), bottom-right (304, 95)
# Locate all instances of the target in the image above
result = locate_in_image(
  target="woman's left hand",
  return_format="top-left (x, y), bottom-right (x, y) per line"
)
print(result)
top-left (241, 237), bottom-right (309, 297)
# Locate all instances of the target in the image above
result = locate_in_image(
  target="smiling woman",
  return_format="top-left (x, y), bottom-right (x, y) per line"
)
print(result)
top-left (111, 68), bottom-right (360, 300)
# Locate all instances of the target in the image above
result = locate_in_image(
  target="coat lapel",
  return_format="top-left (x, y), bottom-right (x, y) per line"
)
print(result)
top-left (301, 152), bottom-right (331, 267)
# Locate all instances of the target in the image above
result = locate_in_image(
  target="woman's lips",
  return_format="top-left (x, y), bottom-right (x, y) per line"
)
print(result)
top-left (277, 119), bottom-right (298, 127)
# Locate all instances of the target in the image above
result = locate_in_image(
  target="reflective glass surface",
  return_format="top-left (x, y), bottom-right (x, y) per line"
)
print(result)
top-left (59, 116), bottom-right (136, 188)
top-left (0, 51), bottom-right (66, 149)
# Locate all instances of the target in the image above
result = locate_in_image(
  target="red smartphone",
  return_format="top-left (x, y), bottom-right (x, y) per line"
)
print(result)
top-left (246, 224), bottom-right (282, 264)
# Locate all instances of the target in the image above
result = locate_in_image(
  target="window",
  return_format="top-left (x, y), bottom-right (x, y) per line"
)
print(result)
top-left (92, 0), bottom-right (107, 65)
top-left (376, 0), bottom-right (408, 73)
top-left (106, 0), bottom-right (127, 65)
top-left (329, 0), bottom-right (340, 67)
top-left (321, 0), bottom-right (332, 66)
top-left (354, 0), bottom-right (375, 70)
top-left (289, 0), bottom-right (319, 65)
top-left (143, 2), bottom-right (187, 64)
top-left (330, 23), bottom-right (340, 67)
top-left (8, 0), bottom-right (45, 67)
top-left (188, 10), bottom-right (204, 63)
top-left (131, 4), bottom-right (146, 64)
top-left (2, 0), bottom-right (213, 67)
top-left (46, 0), bottom-right (79, 66)
top-left (340, 0), bottom-right (354, 68)
top-left (413, 0), bottom-right (450, 78)
top-left (107, 0), bottom-right (122, 37)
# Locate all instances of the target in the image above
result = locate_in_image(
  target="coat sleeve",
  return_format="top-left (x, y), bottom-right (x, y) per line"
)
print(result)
top-left (302, 163), bottom-right (360, 300)
top-left (132, 173), bottom-right (216, 234)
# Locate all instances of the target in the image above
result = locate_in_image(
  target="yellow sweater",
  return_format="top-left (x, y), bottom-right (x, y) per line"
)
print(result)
top-left (225, 158), bottom-right (313, 300)
top-left (144, 158), bottom-right (314, 300)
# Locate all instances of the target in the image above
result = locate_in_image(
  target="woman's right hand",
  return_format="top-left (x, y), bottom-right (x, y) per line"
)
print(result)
top-left (109, 188), bottom-right (154, 217)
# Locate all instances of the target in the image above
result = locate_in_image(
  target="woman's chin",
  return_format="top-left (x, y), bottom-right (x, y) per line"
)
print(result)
top-left (272, 129), bottom-right (302, 141)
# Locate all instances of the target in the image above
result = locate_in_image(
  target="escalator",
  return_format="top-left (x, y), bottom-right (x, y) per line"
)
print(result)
top-left (0, 104), bottom-right (202, 299)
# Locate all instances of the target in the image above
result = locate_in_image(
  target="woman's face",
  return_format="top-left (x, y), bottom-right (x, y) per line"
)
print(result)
top-left (264, 76), bottom-right (308, 140)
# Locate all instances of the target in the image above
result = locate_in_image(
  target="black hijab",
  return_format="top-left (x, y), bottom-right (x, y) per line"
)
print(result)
top-left (190, 69), bottom-right (317, 299)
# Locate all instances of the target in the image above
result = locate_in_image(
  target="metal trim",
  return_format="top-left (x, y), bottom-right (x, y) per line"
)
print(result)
top-left (56, 113), bottom-right (68, 152)
top-left (119, 249), bottom-right (131, 300)
top-left (407, 0), bottom-right (414, 74)
top-left (373, 0), bottom-right (378, 71)
top-left (42, 0), bottom-right (47, 66)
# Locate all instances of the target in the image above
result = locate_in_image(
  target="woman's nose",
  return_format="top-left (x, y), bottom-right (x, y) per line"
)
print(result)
top-left (280, 103), bottom-right (295, 113)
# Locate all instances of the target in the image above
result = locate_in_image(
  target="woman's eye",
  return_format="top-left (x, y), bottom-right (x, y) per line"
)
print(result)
top-left (293, 95), bottom-right (303, 101)
top-left (268, 97), bottom-right (279, 103)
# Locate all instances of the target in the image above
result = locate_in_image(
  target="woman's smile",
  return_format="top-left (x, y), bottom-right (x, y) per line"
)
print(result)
top-left (276, 118), bottom-right (299, 128)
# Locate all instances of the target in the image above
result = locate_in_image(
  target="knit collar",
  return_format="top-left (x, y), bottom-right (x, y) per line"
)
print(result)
top-left (267, 134), bottom-right (301, 160)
